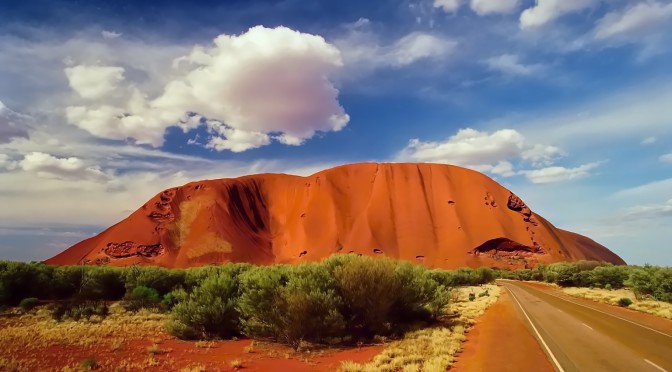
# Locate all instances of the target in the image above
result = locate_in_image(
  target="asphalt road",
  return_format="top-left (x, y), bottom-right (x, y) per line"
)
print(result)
top-left (501, 281), bottom-right (672, 372)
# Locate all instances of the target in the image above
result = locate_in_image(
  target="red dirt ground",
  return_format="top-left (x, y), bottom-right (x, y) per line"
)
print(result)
top-left (451, 285), bottom-right (554, 372)
top-left (5, 334), bottom-right (382, 371)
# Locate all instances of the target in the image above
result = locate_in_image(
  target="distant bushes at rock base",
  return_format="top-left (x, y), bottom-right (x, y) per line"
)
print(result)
top-left (498, 261), bottom-right (672, 303)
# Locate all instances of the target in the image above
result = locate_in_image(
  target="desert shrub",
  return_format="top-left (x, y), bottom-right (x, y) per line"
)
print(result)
top-left (165, 318), bottom-right (200, 340)
top-left (0, 262), bottom-right (53, 305)
top-left (169, 272), bottom-right (242, 339)
top-left (183, 263), bottom-right (251, 291)
top-left (161, 292), bottom-right (178, 311)
top-left (393, 262), bottom-right (448, 321)
top-left (80, 267), bottom-right (126, 300)
top-left (571, 270), bottom-right (594, 287)
top-left (451, 268), bottom-right (479, 286)
top-left (237, 265), bottom-right (288, 338)
top-left (428, 269), bottom-right (457, 287)
top-left (650, 268), bottom-right (672, 302)
top-left (49, 300), bottom-right (109, 321)
top-left (468, 293), bottom-right (476, 301)
top-left (544, 263), bottom-right (580, 286)
top-left (332, 256), bottom-right (400, 337)
top-left (239, 264), bottom-right (345, 349)
top-left (628, 268), bottom-right (655, 298)
top-left (80, 357), bottom-right (99, 370)
top-left (575, 260), bottom-right (606, 271)
top-left (51, 266), bottom-right (85, 299)
top-left (617, 298), bottom-right (633, 307)
top-left (590, 266), bottom-right (628, 289)
top-left (123, 286), bottom-right (161, 311)
top-left (18, 297), bottom-right (39, 312)
top-left (476, 267), bottom-right (496, 284)
top-left (124, 266), bottom-right (186, 296)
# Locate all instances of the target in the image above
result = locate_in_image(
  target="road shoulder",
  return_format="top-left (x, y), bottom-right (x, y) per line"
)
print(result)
top-left (450, 285), bottom-right (554, 372)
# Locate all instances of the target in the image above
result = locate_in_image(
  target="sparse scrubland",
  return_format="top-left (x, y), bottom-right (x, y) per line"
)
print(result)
top-left (0, 255), bottom-right (500, 371)
top-left (499, 261), bottom-right (672, 318)
top-left (340, 285), bottom-right (500, 372)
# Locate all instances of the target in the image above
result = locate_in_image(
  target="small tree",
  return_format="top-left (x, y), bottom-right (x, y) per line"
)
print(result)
top-left (617, 298), bottom-right (633, 307)
top-left (169, 272), bottom-right (241, 339)
top-left (123, 286), bottom-right (160, 311)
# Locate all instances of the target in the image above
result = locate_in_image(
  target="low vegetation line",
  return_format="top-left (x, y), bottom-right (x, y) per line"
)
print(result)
top-left (498, 261), bottom-right (672, 319)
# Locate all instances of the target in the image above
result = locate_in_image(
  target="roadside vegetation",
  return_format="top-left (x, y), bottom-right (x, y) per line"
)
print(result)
top-left (0, 255), bottom-right (498, 369)
top-left (498, 261), bottom-right (672, 318)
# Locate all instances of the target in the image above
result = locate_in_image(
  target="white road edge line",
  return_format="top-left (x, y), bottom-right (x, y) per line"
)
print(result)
top-left (644, 359), bottom-right (668, 372)
top-left (582, 323), bottom-right (593, 331)
top-left (507, 287), bottom-right (566, 372)
top-left (501, 280), bottom-right (672, 339)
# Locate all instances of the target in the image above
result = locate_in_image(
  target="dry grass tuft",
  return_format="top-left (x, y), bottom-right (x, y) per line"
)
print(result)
top-left (339, 285), bottom-right (500, 372)
top-left (230, 359), bottom-right (244, 369)
top-left (0, 304), bottom-right (167, 361)
top-left (562, 287), bottom-right (672, 319)
top-left (179, 366), bottom-right (206, 372)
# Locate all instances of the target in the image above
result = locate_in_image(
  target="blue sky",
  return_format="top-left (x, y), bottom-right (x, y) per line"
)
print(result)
top-left (0, 0), bottom-right (671, 264)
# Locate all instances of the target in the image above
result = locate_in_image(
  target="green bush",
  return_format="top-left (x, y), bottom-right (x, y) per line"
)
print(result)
top-left (468, 293), bottom-right (476, 301)
top-left (0, 262), bottom-right (53, 305)
top-left (332, 256), bottom-right (400, 337)
top-left (239, 264), bottom-right (345, 349)
top-left (123, 286), bottom-right (161, 311)
top-left (18, 297), bottom-right (39, 312)
top-left (80, 357), bottom-right (99, 370)
top-left (124, 266), bottom-right (186, 296)
top-left (169, 271), bottom-right (242, 339)
top-left (393, 262), bottom-right (448, 321)
top-left (617, 298), bottom-right (633, 307)
top-left (50, 300), bottom-right (109, 321)
top-left (590, 266), bottom-right (628, 289)
top-left (184, 263), bottom-right (251, 291)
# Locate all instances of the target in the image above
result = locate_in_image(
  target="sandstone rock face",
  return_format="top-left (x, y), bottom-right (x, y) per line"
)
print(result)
top-left (47, 163), bottom-right (625, 269)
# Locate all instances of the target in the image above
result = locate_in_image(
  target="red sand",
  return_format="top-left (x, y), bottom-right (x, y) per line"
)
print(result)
top-left (5, 333), bottom-right (382, 371)
top-left (47, 162), bottom-right (624, 269)
top-left (451, 288), bottom-right (554, 372)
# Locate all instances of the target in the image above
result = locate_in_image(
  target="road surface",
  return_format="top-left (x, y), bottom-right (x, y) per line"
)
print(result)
top-left (501, 281), bottom-right (672, 372)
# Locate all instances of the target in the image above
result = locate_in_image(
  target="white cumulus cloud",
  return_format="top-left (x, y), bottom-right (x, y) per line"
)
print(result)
top-left (101, 30), bottom-right (122, 39)
top-left (397, 128), bottom-right (561, 177)
top-left (520, 0), bottom-right (598, 29)
top-left (485, 54), bottom-right (545, 76)
top-left (65, 26), bottom-right (349, 150)
top-left (19, 152), bottom-right (110, 181)
top-left (0, 153), bottom-right (17, 170)
top-left (594, 2), bottom-right (672, 40)
top-left (64, 65), bottom-right (126, 100)
top-left (470, 0), bottom-right (520, 15)
top-left (660, 153), bottom-right (672, 164)
top-left (521, 162), bottom-right (600, 183)
top-left (434, 0), bottom-right (519, 15)
top-left (204, 120), bottom-right (271, 153)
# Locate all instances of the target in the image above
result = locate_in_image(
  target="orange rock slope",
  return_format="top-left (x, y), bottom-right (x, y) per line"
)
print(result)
top-left (47, 163), bottom-right (625, 269)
